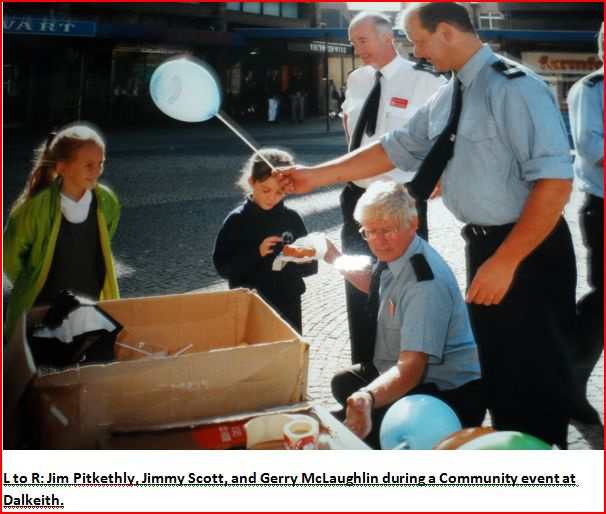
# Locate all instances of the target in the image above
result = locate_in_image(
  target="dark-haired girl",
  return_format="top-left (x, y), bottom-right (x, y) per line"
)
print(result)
top-left (212, 149), bottom-right (317, 333)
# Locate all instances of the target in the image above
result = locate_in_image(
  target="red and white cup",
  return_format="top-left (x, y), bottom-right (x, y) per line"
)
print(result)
top-left (283, 416), bottom-right (319, 450)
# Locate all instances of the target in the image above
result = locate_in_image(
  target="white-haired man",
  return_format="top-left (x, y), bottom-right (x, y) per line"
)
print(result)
top-left (325, 181), bottom-right (484, 449)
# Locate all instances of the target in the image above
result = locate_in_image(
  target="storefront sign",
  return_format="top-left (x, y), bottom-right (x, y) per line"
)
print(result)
top-left (288, 41), bottom-right (351, 56)
top-left (522, 52), bottom-right (602, 75)
top-left (3, 17), bottom-right (96, 37)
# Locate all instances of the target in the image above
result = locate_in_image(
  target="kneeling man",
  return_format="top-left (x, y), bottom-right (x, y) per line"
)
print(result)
top-left (325, 181), bottom-right (485, 448)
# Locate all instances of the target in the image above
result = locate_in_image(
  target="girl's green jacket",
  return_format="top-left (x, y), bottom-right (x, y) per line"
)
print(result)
top-left (3, 182), bottom-right (120, 340)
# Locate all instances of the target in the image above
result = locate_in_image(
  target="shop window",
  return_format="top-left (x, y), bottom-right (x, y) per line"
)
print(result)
top-left (320, 9), bottom-right (341, 27)
top-left (226, 3), bottom-right (241, 11)
top-left (110, 48), bottom-right (180, 120)
top-left (478, 11), bottom-right (505, 29)
top-left (242, 3), bottom-right (262, 14)
top-left (263, 3), bottom-right (280, 17)
top-left (4, 63), bottom-right (28, 126)
top-left (282, 3), bottom-right (298, 19)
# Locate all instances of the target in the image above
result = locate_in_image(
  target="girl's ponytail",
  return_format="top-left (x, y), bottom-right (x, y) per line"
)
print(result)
top-left (11, 124), bottom-right (104, 211)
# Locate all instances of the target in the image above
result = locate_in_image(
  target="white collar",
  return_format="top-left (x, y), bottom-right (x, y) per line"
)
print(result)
top-left (379, 54), bottom-right (405, 81)
top-left (60, 189), bottom-right (93, 223)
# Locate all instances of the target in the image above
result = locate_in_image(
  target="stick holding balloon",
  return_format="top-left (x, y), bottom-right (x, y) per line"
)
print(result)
top-left (149, 56), bottom-right (275, 170)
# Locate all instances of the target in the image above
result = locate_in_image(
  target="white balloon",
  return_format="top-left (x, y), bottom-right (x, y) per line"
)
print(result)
top-left (149, 58), bottom-right (221, 122)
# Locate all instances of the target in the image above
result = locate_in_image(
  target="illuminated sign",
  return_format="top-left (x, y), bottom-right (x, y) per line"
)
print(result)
top-left (3, 17), bottom-right (96, 37)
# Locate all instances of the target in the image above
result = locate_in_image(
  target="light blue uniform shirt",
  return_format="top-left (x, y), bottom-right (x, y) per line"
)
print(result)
top-left (381, 45), bottom-right (574, 226)
top-left (373, 236), bottom-right (481, 391)
top-left (567, 66), bottom-right (604, 198)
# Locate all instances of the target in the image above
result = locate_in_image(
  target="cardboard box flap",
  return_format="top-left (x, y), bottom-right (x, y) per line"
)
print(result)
top-left (100, 403), bottom-right (370, 450)
top-left (32, 340), bottom-right (309, 443)
top-left (3, 310), bottom-right (45, 418)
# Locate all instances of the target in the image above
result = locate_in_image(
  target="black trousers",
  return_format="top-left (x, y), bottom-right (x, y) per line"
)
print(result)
top-left (331, 363), bottom-right (486, 449)
top-left (260, 294), bottom-right (302, 334)
top-left (464, 218), bottom-right (576, 448)
top-left (340, 182), bottom-right (428, 364)
top-left (575, 194), bottom-right (604, 391)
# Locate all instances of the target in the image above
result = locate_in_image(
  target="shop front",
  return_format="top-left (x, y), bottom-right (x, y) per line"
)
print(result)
top-left (521, 50), bottom-right (602, 135)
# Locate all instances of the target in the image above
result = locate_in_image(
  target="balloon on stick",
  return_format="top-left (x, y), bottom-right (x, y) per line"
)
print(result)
top-left (149, 56), bottom-right (274, 170)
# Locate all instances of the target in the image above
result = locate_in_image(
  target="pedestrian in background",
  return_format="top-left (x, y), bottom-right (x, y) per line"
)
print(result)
top-left (265, 69), bottom-right (282, 123)
top-left (212, 149), bottom-right (317, 334)
top-left (566, 22), bottom-right (604, 425)
top-left (3, 123), bottom-right (120, 340)
top-left (288, 68), bottom-right (307, 124)
top-left (337, 84), bottom-right (347, 116)
top-left (276, 2), bottom-right (577, 448)
top-left (328, 79), bottom-right (340, 118)
top-left (340, 11), bottom-right (445, 365)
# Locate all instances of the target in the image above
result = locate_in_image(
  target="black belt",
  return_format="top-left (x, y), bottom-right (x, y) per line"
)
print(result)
top-left (463, 222), bottom-right (515, 238)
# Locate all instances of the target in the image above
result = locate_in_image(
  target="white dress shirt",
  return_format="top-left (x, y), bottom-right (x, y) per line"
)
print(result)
top-left (343, 54), bottom-right (446, 188)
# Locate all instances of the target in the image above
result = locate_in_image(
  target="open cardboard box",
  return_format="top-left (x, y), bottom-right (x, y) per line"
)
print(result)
top-left (4, 289), bottom-right (309, 449)
top-left (99, 403), bottom-right (370, 450)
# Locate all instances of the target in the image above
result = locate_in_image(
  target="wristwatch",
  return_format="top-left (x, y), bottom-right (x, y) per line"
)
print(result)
top-left (360, 388), bottom-right (376, 409)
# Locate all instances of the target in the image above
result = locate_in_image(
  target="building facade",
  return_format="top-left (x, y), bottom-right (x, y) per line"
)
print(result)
top-left (3, 2), bottom-right (603, 128)
top-left (3, 2), bottom-right (317, 127)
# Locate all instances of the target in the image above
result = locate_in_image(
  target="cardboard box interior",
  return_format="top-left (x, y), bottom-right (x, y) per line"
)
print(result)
top-left (3, 290), bottom-right (309, 450)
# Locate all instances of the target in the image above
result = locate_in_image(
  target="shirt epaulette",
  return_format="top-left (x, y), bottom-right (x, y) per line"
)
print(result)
top-left (413, 61), bottom-right (443, 78)
top-left (491, 60), bottom-right (526, 79)
top-left (410, 253), bottom-right (434, 282)
top-left (583, 71), bottom-right (604, 87)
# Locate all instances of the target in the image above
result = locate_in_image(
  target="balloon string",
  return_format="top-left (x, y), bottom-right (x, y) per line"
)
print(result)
top-left (215, 112), bottom-right (274, 170)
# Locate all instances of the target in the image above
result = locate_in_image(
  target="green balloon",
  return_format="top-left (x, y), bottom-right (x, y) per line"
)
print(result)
top-left (457, 431), bottom-right (553, 450)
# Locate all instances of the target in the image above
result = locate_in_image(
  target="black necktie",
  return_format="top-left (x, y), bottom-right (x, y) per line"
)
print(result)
top-left (406, 77), bottom-right (463, 200)
top-left (359, 260), bottom-right (388, 364)
top-left (349, 71), bottom-right (382, 151)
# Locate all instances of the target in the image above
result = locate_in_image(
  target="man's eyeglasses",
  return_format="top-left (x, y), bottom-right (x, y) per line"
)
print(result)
top-left (359, 226), bottom-right (402, 241)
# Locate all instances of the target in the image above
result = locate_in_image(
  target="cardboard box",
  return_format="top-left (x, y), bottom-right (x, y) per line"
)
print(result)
top-left (98, 404), bottom-right (370, 450)
top-left (4, 290), bottom-right (309, 449)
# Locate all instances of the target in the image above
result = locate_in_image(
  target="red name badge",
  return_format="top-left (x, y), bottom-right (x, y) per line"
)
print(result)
top-left (390, 97), bottom-right (409, 109)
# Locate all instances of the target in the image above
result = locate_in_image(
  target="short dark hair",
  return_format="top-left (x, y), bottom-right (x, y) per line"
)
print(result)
top-left (409, 2), bottom-right (475, 34)
top-left (237, 148), bottom-right (294, 192)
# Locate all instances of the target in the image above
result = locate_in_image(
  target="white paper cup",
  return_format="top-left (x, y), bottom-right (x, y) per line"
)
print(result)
top-left (283, 416), bottom-right (319, 450)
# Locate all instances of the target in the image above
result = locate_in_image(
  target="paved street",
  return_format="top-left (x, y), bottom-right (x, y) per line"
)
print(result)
top-left (3, 114), bottom-right (602, 449)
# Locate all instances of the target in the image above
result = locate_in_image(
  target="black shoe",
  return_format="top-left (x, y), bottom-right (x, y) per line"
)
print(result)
top-left (570, 398), bottom-right (602, 426)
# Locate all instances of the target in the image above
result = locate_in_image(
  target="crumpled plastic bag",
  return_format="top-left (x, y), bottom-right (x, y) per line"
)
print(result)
top-left (28, 290), bottom-right (122, 369)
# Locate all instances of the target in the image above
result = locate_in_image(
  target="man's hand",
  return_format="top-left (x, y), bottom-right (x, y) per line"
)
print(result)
top-left (323, 238), bottom-right (342, 265)
top-left (259, 236), bottom-right (282, 257)
top-left (466, 253), bottom-right (517, 305)
top-left (465, 178), bottom-right (572, 306)
top-left (429, 180), bottom-right (442, 200)
top-left (345, 391), bottom-right (373, 439)
top-left (273, 166), bottom-right (317, 194)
